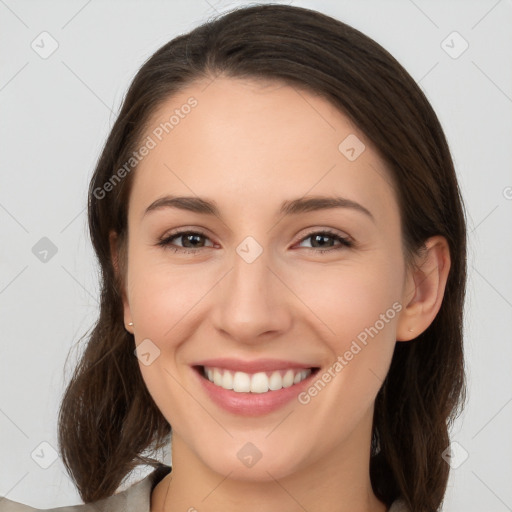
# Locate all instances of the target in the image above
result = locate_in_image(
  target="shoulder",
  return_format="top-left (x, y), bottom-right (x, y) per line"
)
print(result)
top-left (0, 498), bottom-right (35, 512)
top-left (0, 464), bottom-right (172, 512)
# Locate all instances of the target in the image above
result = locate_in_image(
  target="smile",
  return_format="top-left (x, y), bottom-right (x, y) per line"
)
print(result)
top-left (202, 366), bottom-right (312, 393)
top-left (191, 358), bottom-right (321, 416)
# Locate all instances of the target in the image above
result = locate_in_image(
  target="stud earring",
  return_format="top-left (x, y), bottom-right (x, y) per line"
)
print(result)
top-left (128, 322), bottom-right (134, 326)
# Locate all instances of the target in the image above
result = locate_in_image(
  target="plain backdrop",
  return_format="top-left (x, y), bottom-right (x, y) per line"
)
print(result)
top-left (1, 0), bottom-right (511, 510)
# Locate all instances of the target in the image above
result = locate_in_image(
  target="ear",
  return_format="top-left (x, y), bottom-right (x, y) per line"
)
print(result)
top-left (396, 235), bottom-right (451, 341)
top-left (109, 230), bottom-right (133, 333)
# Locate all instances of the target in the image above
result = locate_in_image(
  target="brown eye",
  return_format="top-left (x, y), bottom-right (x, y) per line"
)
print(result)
top-left (157, 230), bottom-right (213, 252)
top-left (297, 230), bottom-right (353, 254)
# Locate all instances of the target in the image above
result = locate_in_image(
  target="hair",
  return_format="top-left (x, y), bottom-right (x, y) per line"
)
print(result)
top-left (57, 4), bottom-right (467, 511)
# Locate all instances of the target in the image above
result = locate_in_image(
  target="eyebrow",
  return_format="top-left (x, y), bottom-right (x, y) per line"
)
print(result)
top-left (143, 195), bottom-right (374, 222)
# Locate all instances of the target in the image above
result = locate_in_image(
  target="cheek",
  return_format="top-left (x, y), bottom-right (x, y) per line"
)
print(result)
top-left (288, 258), bottom-right (404, 350)
top-left (127, 251), bottom-right (213, 338)
top-left (127, 258), bottom-right (203, 426)
top-left (288, 257), bottom-right (403, 417)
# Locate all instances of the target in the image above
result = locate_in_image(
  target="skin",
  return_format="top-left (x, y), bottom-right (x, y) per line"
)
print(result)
top-left (110, 76), bottom-right (450, 512)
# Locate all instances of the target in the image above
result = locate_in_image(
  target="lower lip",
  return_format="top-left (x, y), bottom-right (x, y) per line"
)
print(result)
top-left (193, 366), bottom-right (318, 416)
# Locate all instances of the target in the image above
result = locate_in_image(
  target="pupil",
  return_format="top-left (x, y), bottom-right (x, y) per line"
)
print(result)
top-left (181, 233), bottom-right (334, 249)
top-left (313, 234), bottom-right (330, 247)
top-left (184, 233), bottom-right (202, 248)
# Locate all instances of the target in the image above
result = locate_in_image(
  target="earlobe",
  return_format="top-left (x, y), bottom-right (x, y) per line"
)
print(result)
top-left (396, 236), bottom-right (451, 341)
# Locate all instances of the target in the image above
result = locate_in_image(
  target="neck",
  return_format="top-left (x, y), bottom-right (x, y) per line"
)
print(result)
top-left (152, 409), bottom-right (388, 512)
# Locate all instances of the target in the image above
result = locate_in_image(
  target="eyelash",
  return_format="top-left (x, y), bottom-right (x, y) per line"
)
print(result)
top-left (156, 228), bottom-right (354, 255)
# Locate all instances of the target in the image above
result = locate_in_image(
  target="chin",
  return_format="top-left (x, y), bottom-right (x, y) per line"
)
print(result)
top-left (198, 441), bottom-right (308, 483)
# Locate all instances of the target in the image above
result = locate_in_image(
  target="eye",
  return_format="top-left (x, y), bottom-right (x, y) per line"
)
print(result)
top-left (156, 230), bottom-right (213, 253)
top-left (296, 229), bottom-right (353, 254)
top-left (156, 228), bottom-right (354, 255)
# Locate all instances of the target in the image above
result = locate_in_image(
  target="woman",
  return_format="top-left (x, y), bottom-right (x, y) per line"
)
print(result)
top-left (1, 4), bottom-right (466, 512)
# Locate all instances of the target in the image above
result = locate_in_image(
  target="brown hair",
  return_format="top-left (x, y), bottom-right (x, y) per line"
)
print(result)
top-left (57, 4), bottom-right (467, 510)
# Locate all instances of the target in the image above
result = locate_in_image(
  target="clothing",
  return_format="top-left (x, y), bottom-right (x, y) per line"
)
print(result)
top-left (0, 464), bottom-right (409, 511)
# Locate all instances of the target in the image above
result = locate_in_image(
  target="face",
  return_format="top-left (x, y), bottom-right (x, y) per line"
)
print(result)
top-left (120, 76), bottom-right (410, 481)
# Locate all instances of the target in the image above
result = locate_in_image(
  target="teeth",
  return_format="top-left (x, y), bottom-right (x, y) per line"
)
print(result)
top-left (233, 371), bottom-right (251, 392)
top-left (282, 369), bottom-right (294, 388)
top-left (213, 368), bottom-right (223, 386)
top-left (250, 372), bottom-right (269, 393)
top-left (203, 366), bottom-right (312, 393)
top-left (222, 369), bottom-right (233, 390)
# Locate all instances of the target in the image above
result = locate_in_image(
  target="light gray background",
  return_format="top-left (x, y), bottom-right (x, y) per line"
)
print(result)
top-left (1, 0), bottom-right (511, 510)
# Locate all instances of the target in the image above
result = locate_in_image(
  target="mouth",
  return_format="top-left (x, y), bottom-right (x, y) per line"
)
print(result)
top-left (194, 365), bottom-right (319, 393)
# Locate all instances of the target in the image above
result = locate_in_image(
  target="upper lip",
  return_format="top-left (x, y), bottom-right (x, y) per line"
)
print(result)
top-left (193, 358), bottom-right (318, 374)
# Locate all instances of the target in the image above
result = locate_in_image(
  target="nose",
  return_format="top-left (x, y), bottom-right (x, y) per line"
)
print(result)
top-left (211, 245), bottom-right (293, 345)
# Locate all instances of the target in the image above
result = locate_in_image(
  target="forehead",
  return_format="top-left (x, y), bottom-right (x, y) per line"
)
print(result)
top-left (129, 76), bottom-right (397, 223)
